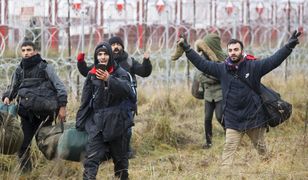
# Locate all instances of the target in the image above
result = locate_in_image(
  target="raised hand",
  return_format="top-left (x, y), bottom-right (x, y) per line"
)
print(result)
top-left (286, 30), bottom-right (301, 49)
top-left (77, 52), bottom-right (85, 62)
top-left (178, 34), bottom-right (191, 52)
top-left (143, 52), bottom-right (150, 60)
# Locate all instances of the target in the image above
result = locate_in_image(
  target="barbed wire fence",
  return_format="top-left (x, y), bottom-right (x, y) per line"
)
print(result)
top-left (0, 0), bottom-right (307, 100)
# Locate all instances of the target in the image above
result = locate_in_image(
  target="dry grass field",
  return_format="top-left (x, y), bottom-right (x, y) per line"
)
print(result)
top-left (0, 72), bottom-right (307, 180)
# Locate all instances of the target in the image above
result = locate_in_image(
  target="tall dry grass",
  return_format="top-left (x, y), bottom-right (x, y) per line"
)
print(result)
top-left (0, 72), bottom-right (307, 180)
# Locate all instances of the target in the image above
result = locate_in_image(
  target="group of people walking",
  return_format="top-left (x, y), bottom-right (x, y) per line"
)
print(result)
top-left (1, 29), bottom-right (301, 179)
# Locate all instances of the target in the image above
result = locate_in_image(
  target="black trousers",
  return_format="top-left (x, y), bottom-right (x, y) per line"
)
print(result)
top-left (127, 111), bottom-right (134, 154)
top-left (204, 100), bottom-right (223, 144)
top-left (83, 131), bottom-right (128, 180)
top-left (18, 112), bottom-right (54, 170)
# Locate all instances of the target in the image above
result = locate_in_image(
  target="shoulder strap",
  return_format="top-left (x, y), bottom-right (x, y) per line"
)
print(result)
top-left (39, 61), bottom-right (49, 80)
top-left (229, 72), bottom-right (260, 95)
top-left (14, 66), bottom-right (23, 82)
top-left (127, 56), bottom-right (133, 68)
top-left (127, 71), bottom-right (136, 95)
top-left (39, 60), bottom-right (48, 67)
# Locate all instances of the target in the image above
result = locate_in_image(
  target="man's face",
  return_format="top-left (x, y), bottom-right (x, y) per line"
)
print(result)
top-left (227, 43), bottom-right (243, 62)
top-left (97, 51), bottom-right (109, 65)
top-left (21, 45), bottom-right (37, 59)
top-left (111, 43), bottom-right (123, 54)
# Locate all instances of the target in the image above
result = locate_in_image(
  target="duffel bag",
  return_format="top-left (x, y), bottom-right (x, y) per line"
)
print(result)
top-left (37, 121), bottom-right (74, 160)
top-left (57, 127), bottom-right (88, 162)
top-left (0, 104), bottom-right (24, 155)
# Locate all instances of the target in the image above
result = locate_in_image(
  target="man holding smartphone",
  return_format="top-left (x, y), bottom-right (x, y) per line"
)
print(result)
top-left (77, 42), bottom-right (135, 180)
top-left (77, 36), bottom-right (152, 158)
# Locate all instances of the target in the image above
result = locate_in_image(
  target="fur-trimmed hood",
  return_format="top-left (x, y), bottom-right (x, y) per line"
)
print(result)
top-left (195, 34), bottom-right (227, 62)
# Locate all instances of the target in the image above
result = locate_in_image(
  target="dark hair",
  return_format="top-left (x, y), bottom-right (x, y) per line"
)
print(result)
top-left (21, 41), bottom-right (36, 50)
top-left (227, 39), bottom-right (244, 50)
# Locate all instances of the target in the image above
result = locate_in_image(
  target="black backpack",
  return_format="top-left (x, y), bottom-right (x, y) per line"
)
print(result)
top-left (259, 84), bottom-right (292, 127)
top-left (17, 61), bottom-right (59, 115)
top-left (126, 71), bottom-right (137, 114)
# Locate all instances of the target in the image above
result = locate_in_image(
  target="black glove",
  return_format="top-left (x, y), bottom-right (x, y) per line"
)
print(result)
top-left (286, 30), bottom-right (301, 50)
top-left (179, 34), bottom-right (191, 52)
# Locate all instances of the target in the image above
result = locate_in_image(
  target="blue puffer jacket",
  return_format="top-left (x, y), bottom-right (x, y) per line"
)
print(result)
top-left (186, 46), bottom-right (292, 131)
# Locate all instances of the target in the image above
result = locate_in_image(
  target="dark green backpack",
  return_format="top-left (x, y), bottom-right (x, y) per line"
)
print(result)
top-left (191, 70), bottom-right (205, 99)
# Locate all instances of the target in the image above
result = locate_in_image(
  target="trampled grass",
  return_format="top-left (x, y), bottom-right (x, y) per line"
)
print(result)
top-left (0, 72), bottom-right (307, 180)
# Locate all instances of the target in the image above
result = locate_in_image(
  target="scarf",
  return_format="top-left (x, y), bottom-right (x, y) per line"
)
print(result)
top-left (20, 54), bottom-right (42, 69)
top-left (224, 57), bottom-right (245, 71)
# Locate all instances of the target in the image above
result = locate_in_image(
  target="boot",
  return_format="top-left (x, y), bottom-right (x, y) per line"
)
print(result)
top-left (202, 143), bottom-right (212, 149)
top-left (115, 171), bottom-right (129, 180)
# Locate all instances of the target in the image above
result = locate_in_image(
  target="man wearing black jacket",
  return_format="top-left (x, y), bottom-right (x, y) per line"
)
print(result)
top-left (77, 36), bottom-right (152, 158)
top-left (2, 41), bottom-right (67, 172)
top-left (176, 31), bottom-right (301, 170)
top-left (77, 42), bottom-right (134, 180)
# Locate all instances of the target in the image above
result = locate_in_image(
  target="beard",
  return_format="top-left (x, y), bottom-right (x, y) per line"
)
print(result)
top-left (231, 54), bottom-right (243, 63)
top-left (113, 48), bottom-right (124, 59)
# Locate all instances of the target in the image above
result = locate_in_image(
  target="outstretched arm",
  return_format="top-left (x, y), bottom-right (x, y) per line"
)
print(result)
top-left (258, 30), bottom-right (301, 76)
top-left (178, 37), bottom-right (222, 78)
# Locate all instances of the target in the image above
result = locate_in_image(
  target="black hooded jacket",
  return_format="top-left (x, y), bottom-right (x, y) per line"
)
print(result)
top-left (76, 42), bottom-right (135, 140)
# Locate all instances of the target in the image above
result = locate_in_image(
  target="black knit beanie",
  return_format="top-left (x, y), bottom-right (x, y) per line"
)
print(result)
top-left (108, 36), bottom-right (124, 49)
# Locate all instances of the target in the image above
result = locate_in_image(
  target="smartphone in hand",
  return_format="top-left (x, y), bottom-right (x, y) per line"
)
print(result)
top-left (96, 64), bottom-right (107, 71)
